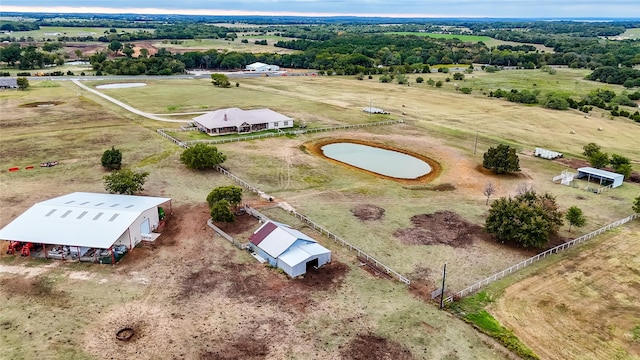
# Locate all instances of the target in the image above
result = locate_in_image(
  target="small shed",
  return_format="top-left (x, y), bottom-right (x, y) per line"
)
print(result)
top-left (248, 221), bottom-right (331, 278)
top-left (576, 167), bottom-right (624, 189)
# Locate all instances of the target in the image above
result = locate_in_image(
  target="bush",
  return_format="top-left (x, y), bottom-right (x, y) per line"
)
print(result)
top-left (459, 87), bottom-right (472, 94)
top-left (101, 146), bottom-right (122, 170)
top-left (180, 144), bottom-right (227, 170)
top-left (16, 72), bottom-right (31, 76)
top-left (415, 76), bottom-right (424, 83)
top-left (483, 144), bottom-right (520, 174)
top-left (453, 72), bottom-right (465, 80)
top-left (379, 74), bottom-right (391, 83)
top-left (435, 80), bottom-right (443, 88)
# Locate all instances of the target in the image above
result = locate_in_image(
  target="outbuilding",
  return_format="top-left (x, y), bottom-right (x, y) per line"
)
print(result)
top-left (245, 62), bottom-right (280, 72)
top-left (0, 192), bottom-right (171, 262)
top-left (193, 107), bottom-right (293, 135)
top-left (0, 78), bottom-right (18, 89)
top-left (576, 167), bottom-right (624, 189)
top-left (248, 221), bottom-right (331, 278)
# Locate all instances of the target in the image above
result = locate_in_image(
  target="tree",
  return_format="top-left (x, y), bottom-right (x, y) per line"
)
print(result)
top-left (453, 72), bottom-right (465, 80)
top-left (610, 154), bottom-right (632, 179)
top-left (74, 49), bottom-right (83, 60)
top-left (435, 80), bottom-right (443, 88)
top-left (588, 151), bottom-right (609, 169)
top-left (103, 169), bottom-right (149, 195)
top-left (483, 144), bottom-right (520, 174)
top-left (565, 206), bottom-right (586, 232)
top-left (180, 144), bottom-right (227, 170)
top-left (210, 199), bottom-right (235, 223)
top-left (415, 77), bottom-right (424, 83)
top-left (101, 146), bottom-right (122, 170)
top-left (426, 78), bottom-right (435, 86)
top-left (633, 196), bottom-right (640, 214)
top-left (16, 77), bottom-right (29, 91)
top-left (485, 191), bottom-right (564, 249)
top-left (206, 186), bottom-right (242, 209)
top-left (211, 73), bottom-right (230, 88)
top-left (483, 181), bottom-right (497, 205)
top-left (139, 48), bottom-right (149, 58)
top-left (582, 143), bottom-right (601, 158)
top-left (396, 73), bottom-right (408, 84)
top-left (122, 43), bottom-right (134, 58)
top-left (108, 40), bottom-right (123, 55)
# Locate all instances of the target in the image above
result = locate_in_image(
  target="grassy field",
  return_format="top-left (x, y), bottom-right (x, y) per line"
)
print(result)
top-left (5, 26), bottom-right (154, 40)
top-left (611, 28), bottom-right (640, 40)
top-left (152, 37), bottom-right (296, 54)
top-left (1, 69), bottom-right (639, 359)
top-left (386, 32), bottom-right (493, 43)
top-left (488, 221), bottom-right (640, 360)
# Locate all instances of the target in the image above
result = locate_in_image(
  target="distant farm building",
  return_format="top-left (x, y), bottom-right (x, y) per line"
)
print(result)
top-left (363, 106), bottom-right (390, 114)
top-left (0, 192), bottom-right (171, 263)
top-left (193, 107), bottom-right (293, 135)
top-left (0, 78), bottom-right (18, 89)
top-left (248, 221), bottom-right (331, 278)
top-left (245, 62), bottom-right (280, 72)
top-left (577, 167), bottom-right (624, 189)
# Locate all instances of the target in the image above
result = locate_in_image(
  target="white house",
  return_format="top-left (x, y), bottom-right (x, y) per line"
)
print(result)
top-left (245, 62), bottom-right (280, 72)
top-left (0, 192), bottom-right (171, 263)
top-left (193, 107), bottom-right (293, 135)
top-left (248, 221), bottom-right (331, 278)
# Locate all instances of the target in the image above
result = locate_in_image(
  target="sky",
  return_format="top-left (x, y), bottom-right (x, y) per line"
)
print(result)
top-left (1, 0), bottom-right (639, 19)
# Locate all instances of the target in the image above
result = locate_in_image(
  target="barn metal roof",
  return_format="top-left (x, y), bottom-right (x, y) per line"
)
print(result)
top-left (577, 167), bottom-right (624, 180)
top-left (193, 108), bottom-right (292, 130)
top-left (278, 243), bottom-right (330, 268)
top-left (0, 192), bottom-right (171, 249)
top-left (249, 221), bottom-right (317, 259)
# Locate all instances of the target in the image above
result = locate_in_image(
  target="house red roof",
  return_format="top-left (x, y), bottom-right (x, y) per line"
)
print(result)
top-left (249, 221), bottom-right (277, 246)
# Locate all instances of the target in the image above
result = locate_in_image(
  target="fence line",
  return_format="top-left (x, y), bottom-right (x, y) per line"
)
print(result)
top-left (206, 219), bottom-right (246, 249)
top-left (444, 213), bottom-right (639, 303)
top-left (157, 119), bottom-right (404, 148)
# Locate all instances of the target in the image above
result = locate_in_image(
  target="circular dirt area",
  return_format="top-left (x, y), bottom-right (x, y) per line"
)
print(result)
top-left (351, 204), bottom-right (385, 221)
top-left (394, 211), bottom-right (485, 247)
top-left (115, 327), bottom-right (135, 341)
top-left (304, 138), bottom-right (441, 185)
top-left (19, 101), bottom-right (65, 108)
top-left (96, 83), bottom-right (147, 89)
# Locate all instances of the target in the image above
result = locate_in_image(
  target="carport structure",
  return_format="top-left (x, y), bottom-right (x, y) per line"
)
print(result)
top-left (576, 167), bottom-right (624, 190)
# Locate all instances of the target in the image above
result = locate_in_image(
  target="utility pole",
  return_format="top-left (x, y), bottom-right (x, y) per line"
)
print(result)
top-left (369, 99), bottom-right (372, 117)
top-left (439, 263), bottom-right (447, 309)
top-left (474, 132), bottom-right (478, 155)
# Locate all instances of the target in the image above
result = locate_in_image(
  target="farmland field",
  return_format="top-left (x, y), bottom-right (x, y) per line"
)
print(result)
top-left (384, 32), bottom-right (554, 51)
top-left (1, 68), bottom-right (639, 359)
top-left (152, 37), bottom-right (296, 54)
top-left (489, 221), bottom-right (640, 360)
top-left (3, 26), bottom-right (155, 40)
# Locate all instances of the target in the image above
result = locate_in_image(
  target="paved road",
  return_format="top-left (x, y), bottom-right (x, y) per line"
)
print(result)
top-left (71, 80), bottom-right (190, 123)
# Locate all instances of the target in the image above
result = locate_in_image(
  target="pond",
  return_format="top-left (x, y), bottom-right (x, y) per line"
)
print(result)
top-left (96, 83), bottom-right (147, 89)
top-left (321, 142), bottom-right (432, 179)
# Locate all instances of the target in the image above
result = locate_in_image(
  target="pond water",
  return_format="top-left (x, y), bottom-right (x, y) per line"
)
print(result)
top-left (96, 83), bottom-right (147, 89)
top-left (321, 142), bottom-right (432, 179)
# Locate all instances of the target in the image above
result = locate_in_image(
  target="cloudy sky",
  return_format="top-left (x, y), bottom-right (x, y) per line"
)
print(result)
top-left (2, 0), bottom-right (639, 18)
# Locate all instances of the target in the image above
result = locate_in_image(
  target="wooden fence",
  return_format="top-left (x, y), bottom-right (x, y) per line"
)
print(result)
top-left (157, 119), bottom-right (404, 148)
top-left (206, 219), bottom-right (246, 249)
top-left (444, 213), bottom-right (639, 303)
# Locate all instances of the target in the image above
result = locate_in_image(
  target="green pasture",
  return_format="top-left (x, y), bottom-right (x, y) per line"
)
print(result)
top-left (612, 27), bottom-right (640, 40)
top-left (5, 26), bottom-right (154, 40)
top-left (386, 31), bottom-right (493, 43)
top-left (153, 37), bottom-right (295, 53)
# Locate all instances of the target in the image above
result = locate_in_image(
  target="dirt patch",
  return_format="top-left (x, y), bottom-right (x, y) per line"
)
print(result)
top-left (304, 138), bottom-right (442, 185)
top-left (213, 212), bottom-right (259, 235)
top-left (351, 204), bottom-right (385, 221)
top-left (19, 101), bottom-right (65, 108)
top-left (408, 266), bottom-right (438, 301)
top-left (341, 332), bottom-right (413, 360)
top-left (475, 164), bottom-right (530, 179)
top-left (394, 211), bottom-right (485, 247)
top-left (180, 260), bottom-right (349, 312)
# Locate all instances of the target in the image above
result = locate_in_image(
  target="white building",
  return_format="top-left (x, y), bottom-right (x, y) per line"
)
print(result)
top-left (0, 192), bottom-right (171, 262)
top-left (245, 62), bottom-right (280, 72)
top-left (193, 107), bottom-right (293, 135)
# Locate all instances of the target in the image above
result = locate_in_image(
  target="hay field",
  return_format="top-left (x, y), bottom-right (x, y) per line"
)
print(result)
top-left (489, 221), bottom-right (640, 360)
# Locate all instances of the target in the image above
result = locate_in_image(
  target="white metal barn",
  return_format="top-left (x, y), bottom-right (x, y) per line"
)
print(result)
top-left (0, 192), bottom-right (171, 262)
top-left (245, 62), bottom-right (280, 72)
top-left (576, 167), bottom-right (624, 189)
top-left (248, 221), bottom-right (331, 278)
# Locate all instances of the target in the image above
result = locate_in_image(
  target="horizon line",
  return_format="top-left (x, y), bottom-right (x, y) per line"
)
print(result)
top-left (2, 6), bottom-right (639, 20)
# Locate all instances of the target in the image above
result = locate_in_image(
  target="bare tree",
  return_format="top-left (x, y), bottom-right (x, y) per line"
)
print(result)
top-left (516, 182), bottom-right (533, 196)
top-left (483, 181), bottom-right (497, 205)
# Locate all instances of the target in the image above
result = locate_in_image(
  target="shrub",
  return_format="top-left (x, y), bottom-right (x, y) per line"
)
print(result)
top-left (483, 144), bottom-right (520, 174)
top-left (101, 146), bottom-right (122, 170)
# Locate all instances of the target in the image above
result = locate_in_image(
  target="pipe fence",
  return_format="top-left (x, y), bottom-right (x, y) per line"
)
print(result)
top-left (207, 219), bottom-right (246, 249)
top-left (444, 213), bottom-right (639, 303)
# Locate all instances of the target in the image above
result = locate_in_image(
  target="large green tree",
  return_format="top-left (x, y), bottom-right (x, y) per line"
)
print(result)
top-left (610, 154), bottom-right (632, 179)
top-left (483, 144), bottom-right (521, 174)
top-left (206, 186), bottom-right (242, 209)
top-left (588, 151), bottom-right (609, 169)
top-left (108, 40), bottom-right (123, 55)
top-left (582, 142), bottom-right (601, 158)
top-left (485, 191), bottom-right (564, 248)
top-left (565, 206), bottom-right (586, 232)
top-left (180, 144), bottom-right (227, 170)
top-left (101, 146), bottom-right (122, 170)
top-left (103, 169), bottom-right (149, 195)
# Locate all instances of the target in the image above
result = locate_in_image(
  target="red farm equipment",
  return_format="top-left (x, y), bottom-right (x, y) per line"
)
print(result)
top-left (20, 243), bottom-right (34, 257)
top-left (6, 241), bottom-right (22, 255)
